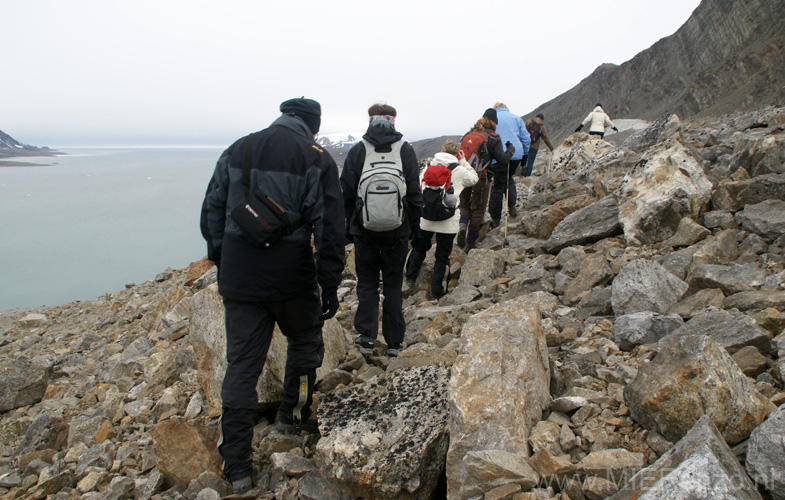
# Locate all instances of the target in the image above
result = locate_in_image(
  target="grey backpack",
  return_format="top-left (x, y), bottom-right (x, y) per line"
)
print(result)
top-left (357, 139), bottom-right (407, 232)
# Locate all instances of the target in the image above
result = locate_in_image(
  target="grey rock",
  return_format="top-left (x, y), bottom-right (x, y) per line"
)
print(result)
top-left (611, 259), bottom-right (688, 315)
top-left (663, 218), bottom-right (710, 248)
top-left (624, 335), bottom-right (769, 445)
top-left (577, 448), bottom-right (645, 481)
top-left (614, 311), bottom-right (684, 351)
top-left (270, 452), bottom-right (316, 477)
top-left (576, 287), bottom-right (614, 319)
top-left (687, 263), bottom-right (766, 295)
top-left (0, 356), bottom-right (51, 413)
top-left (692, 229), bottom-right (741, 265)
top-left (297, 470), bottom-right (355, 500)
top-left (668, 288), bottom-right (726, 319)
top-left (14, 413), bottom-right (69, 457)
top-left (549, 396), bottom-right (588, 413)
top-left (608, 416), bottom-right (762, 500)
top-left (316, 365), bottom-right (449, 500)
top-left (745, 404), bottom-right (785, 500)
top-left (458, 249), bottom-right (506, 288)
top-left (557, 246), bottom-right (588, 277)
top-left (723, 289), bottom-right (785, 311)
top-left (703, 210), bottom-right (738, 230)
top-left (104, 476), bottom-right (136, 500)
top-left (657, 248), bottom-right (696, 281)
top-left (732, 346), bottom-right (769, 378)
top-left (544, 196), bottom-right (622, 254)
top-left (446, 298), bottom-right (550, 500)
top-left (463, 449), bottom-right (539, 493)
top-left (439, 284), bottom-right (481, 306)
top-left (563, 253), bottom-right (614, 305)
top-left (735, 199), bottom-right (785, 240)
top-left (671, 307), bottom-right (773, 355)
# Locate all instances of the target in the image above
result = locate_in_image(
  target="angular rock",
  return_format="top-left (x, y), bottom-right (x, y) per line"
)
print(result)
top-left (735, 199), bottom-right (785, 240)
top-left (576, 287), bottom-right (614, 319)
top-left (563, 253), bottom-right (614, 305)
top-left (458, 249), bottom-right (506, 288)
top-left (316, 365), bottom-right (449, 500)
top-left (577, 449), bottom-right (645, 481)
top-left (611, 259), bottom-right (688, 315)
top-left (583, 475), bottom-right (619, 500)
top-left (0, 356), bottom-right (51, 413)
top-left (663, 217), bottom-right (710, 248)
top-left (617, 139), bottom-right (713, 246)
top-left (17, 313), bottom-right (48, 328)
top-left (703, 210), bottom-right (737, 230)
top-left (14, 413), bottom-right (69, 457)
top-left (462, 449), bottom-right (539, 494)
top-left (723, 289), bottom-right (785, 311)
top-left (151, 418), bottom-right (223, 489)
top-left (544, 196), bottom-right (622, 254)
top-left (746, 404), bottom-right (785, 500)
top-left (608, 416), bottom-right (762, 500)
top-left (557, 247), bottom-right (588, 277)
top-left (624, 334), bottom-right (769, 445)
top-left (668, 288), bottom-right (725, 319)
top-left (688, 263), bottom-right (767, 295)
top-left (297, 470), bottom-right (355, 500)
top-left (528, 421), bottom-right (562, 456)
top-left (732, 346), bottom-right (769, 378)
top-left (671, 307), bottom-right (773, 355)
top-left (447, 298), bottom-right (550, 500)
top-left (270, 452), bottom-right (316, 477)
top-left (692, 229), bottom-right (741, 265)
top-left (613, 311), bottom-right (684, 351)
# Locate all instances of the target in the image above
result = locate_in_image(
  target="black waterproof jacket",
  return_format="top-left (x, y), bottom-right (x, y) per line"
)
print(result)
top-left (200, 114), bottom-right (345, 301)
top-left (340, 125), bottom-right (423, 240)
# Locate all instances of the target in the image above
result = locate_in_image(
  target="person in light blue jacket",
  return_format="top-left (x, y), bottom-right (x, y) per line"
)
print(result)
top-left (488, 102), bottom-right (530, 224)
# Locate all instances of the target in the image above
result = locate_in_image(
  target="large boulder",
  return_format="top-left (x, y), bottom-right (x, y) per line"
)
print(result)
top-left (733, 134), bottom-right (785, 177)
top-left (608, 416), bottom-right (762, 500)
top-left (746, 404), bottom-right (785, 500)
top-left (562, 253), bottom-right (614, 305)
top-left (446, 298), bottom-right (550, 500)
top-left (611, 259), bottom-right (688, 315)
top-left (617, 138), bottom-right (713, 246)
top-left (735, 199), bottom-right (785, 240)
top-left (189, 283), bottom-right (346, 416)
top-left (315, 364), bottom-right (449, 500)
top-left (0, 356), bottom-right (51, 413)
top-left (624, 334), bottom-right (769, 445)
top-left (544, 196), bottom-right (622, 254)
top-left (549, 134), bottom-right (616, 173)
top-left (521, 195), bottom-right (596, 240)
top-left (670, 308), bottom-right (773, 355)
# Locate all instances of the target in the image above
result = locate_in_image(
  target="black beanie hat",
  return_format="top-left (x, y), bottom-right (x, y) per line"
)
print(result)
top-left (536, 113), bottom-right (545, 120)
top-left (596, 103), bottom-right (603, 108)
top-left (483, 108), bottom-right (498, 123)
top-left (280, 97), bottom-right (321, 135)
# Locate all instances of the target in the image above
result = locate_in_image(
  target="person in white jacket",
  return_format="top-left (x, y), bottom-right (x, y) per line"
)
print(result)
top-left (405, 141), bottom-right (479, 298)
top-left (575, 103), bottom-right (619, 138)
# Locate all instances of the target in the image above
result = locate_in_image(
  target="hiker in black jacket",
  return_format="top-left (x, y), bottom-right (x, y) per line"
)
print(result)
top-left (340, 103), bottom-right (422, 357)
top-left (200, 97), bottom-right (344, 495)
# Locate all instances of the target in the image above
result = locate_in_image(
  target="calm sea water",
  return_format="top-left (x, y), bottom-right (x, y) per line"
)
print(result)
top-left (0, 148), bottom-right (223, 310)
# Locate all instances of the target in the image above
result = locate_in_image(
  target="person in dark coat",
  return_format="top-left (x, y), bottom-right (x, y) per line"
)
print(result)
top-left (524, 113), bottom-right (555, 176)
top-left (340, 103), bottom-right (422, 357)
top-left (200, 97), bottom-right (345, 494)
top-left (457, 108), bottom-right (514, 252)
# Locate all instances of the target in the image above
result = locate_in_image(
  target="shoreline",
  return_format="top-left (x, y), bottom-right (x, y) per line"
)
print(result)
top-left (0, 160), bottom-right (53, 167)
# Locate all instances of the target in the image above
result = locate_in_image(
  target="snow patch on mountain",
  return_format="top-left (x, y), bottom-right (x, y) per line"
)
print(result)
top-left (316, 133), bottom-right (362, 149)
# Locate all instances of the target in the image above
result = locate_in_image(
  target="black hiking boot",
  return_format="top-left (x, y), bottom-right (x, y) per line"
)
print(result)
top-left (354, 335), bottom-right (375, 356)
top-left (277, 417), bottom-right (319, 435)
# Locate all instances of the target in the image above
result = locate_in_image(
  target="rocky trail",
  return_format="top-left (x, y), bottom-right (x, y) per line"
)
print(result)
top-left (2, 106), bottom-right (785, 500)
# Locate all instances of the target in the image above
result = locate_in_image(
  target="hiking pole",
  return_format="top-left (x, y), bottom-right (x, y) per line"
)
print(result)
top-left (503, 159), bottom-right (510, 246)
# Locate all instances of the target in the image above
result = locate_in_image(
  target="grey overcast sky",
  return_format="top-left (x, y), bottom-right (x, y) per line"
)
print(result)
top-left (4, 0), bottom-right (702, 147)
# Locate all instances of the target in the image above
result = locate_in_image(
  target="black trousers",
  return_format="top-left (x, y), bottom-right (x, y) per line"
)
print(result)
top-left (218, 289), bottom-right (324, 480)
top-left (488, 159), bottom-right (521, 220)
top-left (406, 230), bottom-right (454, 298)
top-left (353, 235), bottom-right (407, 345)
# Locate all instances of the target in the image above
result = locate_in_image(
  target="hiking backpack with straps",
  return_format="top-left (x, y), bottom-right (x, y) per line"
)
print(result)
top-left (527, 120), bottom-right (542, 143)
top-left (460, 131), bottom-right (490, 176)
top-left (356, 139), bottom-right (408, 232)
top-left (421, 163), bottom-right (457, 222)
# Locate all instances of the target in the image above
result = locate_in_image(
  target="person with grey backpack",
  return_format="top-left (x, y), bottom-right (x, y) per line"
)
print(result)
top-left (340, 103), bottom-right (422, 357)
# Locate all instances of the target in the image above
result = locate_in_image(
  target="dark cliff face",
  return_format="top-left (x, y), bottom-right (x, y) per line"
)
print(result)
top-left (527, 0), bottom-right (785, 143)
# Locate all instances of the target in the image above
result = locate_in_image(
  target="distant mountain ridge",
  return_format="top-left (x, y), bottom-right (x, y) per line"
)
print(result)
top-left (525, 0), bottom-right (785, 143)
top-left (0, 130), bottom-right (59, 158)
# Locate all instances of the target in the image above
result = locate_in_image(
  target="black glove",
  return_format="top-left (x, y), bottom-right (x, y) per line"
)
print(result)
top-left (505, 141), bottom-right (516, 155)
top-left (613, 126), bottom-right (619, 132)
top-left (575, 124), bottom-right (584, 132)
top-left (319, 287), bottom-right (339, 321)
